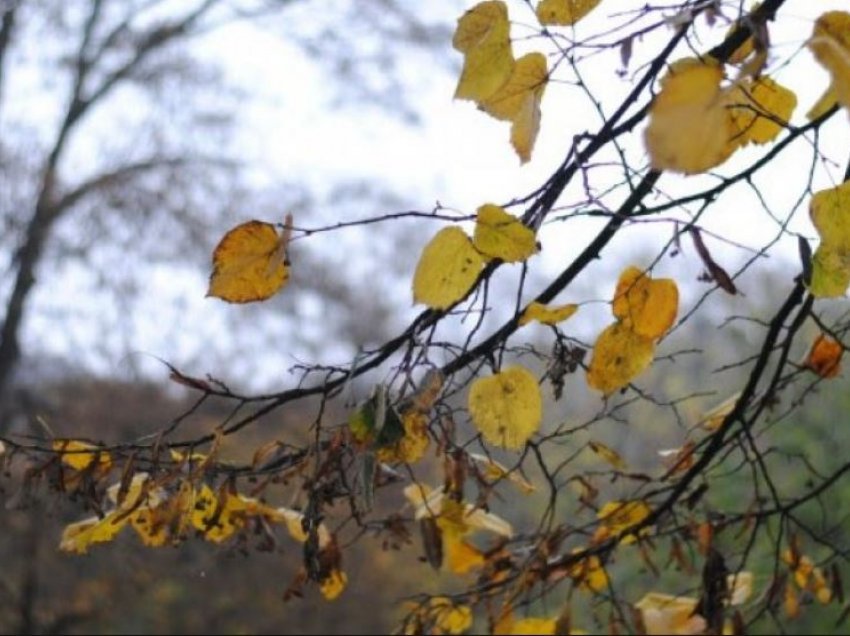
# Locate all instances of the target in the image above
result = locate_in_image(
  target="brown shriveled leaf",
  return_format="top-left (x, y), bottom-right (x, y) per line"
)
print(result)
top-left (689, 228), bottom-right (737, 294)
top-left (644, 58), bottom-right (733, 174)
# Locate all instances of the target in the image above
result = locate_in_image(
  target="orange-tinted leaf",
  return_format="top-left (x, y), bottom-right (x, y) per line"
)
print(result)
top-left (430, 598), bottom-right (474, 635)
top-left (319, 569), bottom-right (348, 601)
top-left (480, 52), bottom-right (549, 163)
top-left (53, 439), bottom-right (112, 472)
top-left (597, 500), bottom-right (652, 544)
top-left (612, 266), bottom-right (679, 339)
top-left (473, 203), bottom-right (537, 262)
top-left (518, 301), bottom-right (578, 326)
top-left (207, 220), bottom-right (290, 303)
top-left (804, 333), bottom-right (843, 378)
top-left (726, 77), bottom-right (797, 147)
top-left (567, 549), bottom-right (609, 593)
top-left (644, 58), bottom-right (733, 174)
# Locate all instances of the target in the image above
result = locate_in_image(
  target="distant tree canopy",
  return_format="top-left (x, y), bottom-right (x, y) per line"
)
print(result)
top-left (4, 1), bottom-right (850, 634)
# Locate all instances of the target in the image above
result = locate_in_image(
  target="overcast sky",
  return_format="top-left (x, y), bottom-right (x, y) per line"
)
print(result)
top-left (11, 0), bottom-right (850, 391)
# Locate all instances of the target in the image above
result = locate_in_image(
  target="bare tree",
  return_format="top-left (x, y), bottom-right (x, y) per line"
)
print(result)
top-left (0, 0), bottom-right (452, 418)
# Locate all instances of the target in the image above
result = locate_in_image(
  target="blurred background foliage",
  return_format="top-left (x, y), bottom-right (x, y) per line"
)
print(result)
top-left (2, 1), bottom-right (850, 634)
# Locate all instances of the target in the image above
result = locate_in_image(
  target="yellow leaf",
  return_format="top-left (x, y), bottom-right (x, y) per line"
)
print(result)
top-left (480, 53), bottom-right (549, 163)
top-left (699, 392), bottom-right (740, 431)
top-left (597, 500), bottom-right (652, 544)
top-left (472, 204), bottom-right (537, 262)
top-left (567, 550), bottom-right (609, 593)
top-left (319, 569), bottom-right (348, 601)
top-left (412, 227), bottom-right (485, 309)
top-left (453, 1), bottom-right (514, 104)
top-left (644, 58), bottom-right (734, 174)
top-left (518, 301), bottom-right (578, 326)
top-left (588, 440), bottom-right (626, 470)
top-left (586, 322), bottom-right (655, 395)
top-left (726, 77), bottom-right (797, 146)
top-left (191, 485), bottom-right (249, 543)
top-left (53, 439), bottom-right (112, 472)
top-left (536, 0), bottom-right (602, 26)
top-left (468, 365), bottom-right (542, 449)
top-left (508, 617), bottom-right (557, 635)
top-left (635, 593), bottom-right (707, 635)
top-left (807, 85), bottom-right (838, 121)
top-left (612, 266), bottom-right (679, 339)
top-left (811, 244), bottom-right (850, 298)
top-left (809, 181), bottom-right (850, 297)
top-left (727, 571), bottom-right (753, 606)
top-left (430, 598), bottom-right (474, 635)
top-left (376, 411), bottom-right (430, 464)
top-left (207, 220), bottom-right (289, 303)
top-left (804, 333), bottom-right (843, 378)
top-left (811, 180), bottom-right (850, 247)
top-left (809, 11), bottom-right (850, 112)
top-left (443, 532), bottom-right (486, 574)
top-left (468, 453), bottom-right (536, 493)
top-left (59, 512), bottom-right (129, 554)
